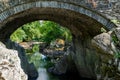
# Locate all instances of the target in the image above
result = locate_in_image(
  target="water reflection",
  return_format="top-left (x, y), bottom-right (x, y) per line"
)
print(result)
top-left (29, 52), bottom-right (58, 80)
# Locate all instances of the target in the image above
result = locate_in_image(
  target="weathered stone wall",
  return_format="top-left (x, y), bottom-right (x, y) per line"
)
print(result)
top-left (70, 35), bottom-right (99, 79)
top-left (84, 0), bottom-right (120, 26)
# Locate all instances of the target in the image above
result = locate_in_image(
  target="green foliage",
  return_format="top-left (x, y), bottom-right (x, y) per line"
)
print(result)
top-left (39, 21), bottom-right (72, 43)
top-left (22, 21), bottom-right (42, 41)
top-left (40, 21), bottom-right (61, 43)
top-left (32, 44), bottom-right (39, 53)
top-left (10, 27), bottom-right (27, 43)
top-left (29, 52), bottom-right (42, 69)
top-left (101, 27), bottom-right (107, 33)
top-left (61, 27), bottom-right (72, 42)
top-left (10, 20), bottom-right (72, 43)
top-left (111, 19), bottom-right (120, 24)
top-left (43, 57), bottom-right (54, 68)
top-left (27, 51), bottom-right (54, 69)
top-left (112, 34), bottom-right (120, 58)
top-left (112, 34), bottom-right (119, 44)
top-left (114, 52), bottom-right (120, 58)
top-left (25, 44), bottom-right (40, 62)
top-left (25, 44), bottom-right (54, 69)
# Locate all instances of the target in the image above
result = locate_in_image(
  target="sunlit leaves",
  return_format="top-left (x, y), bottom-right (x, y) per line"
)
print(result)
top-left (10, 20), bottom-right (72, 43)
top-left (10, 27), bottom-right (27, 43)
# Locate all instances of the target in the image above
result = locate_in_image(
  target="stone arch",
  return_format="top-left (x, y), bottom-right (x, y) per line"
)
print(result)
top-left (0, 0), bottom-right (117, 79)
top-left (0, 0), bottom-right (117, 41)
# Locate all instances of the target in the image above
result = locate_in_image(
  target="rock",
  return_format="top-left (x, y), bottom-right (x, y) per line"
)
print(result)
top-left (43, 49), bottom-right (65, 58)
top-left (48, 55), bottom-right (68, 75)
top-left (5, 40), bottom-right (38, 79)
top-left (48, 50), bottom-right (76, 76)
top-left (91, 31), bottom-right (120, 80)
top-left (92, 33), bottom-right (113, 56)
top-left (39, 39), bottom-right (65, 58)
top-left (0, 42), bottom-right (28, 80)
top-left (0, 42), bottom-right (6, 48)
top-left (27, 63), bottom-right (38, 79)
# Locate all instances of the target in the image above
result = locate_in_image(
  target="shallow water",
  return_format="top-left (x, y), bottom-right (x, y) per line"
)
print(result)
top-left (36, 67), bottom-right (80, 80)
top-left (37, 68), bottom-right (49, 80)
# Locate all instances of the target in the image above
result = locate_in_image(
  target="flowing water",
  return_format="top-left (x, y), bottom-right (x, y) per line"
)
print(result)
top-left (36, 67), bottom-right (80, 80)
top-left (28, 52), bottom-right (94, 80)
top-left (37, 68), bottom-right (49, 80)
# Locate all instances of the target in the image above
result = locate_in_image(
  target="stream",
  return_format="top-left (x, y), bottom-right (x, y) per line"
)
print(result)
top-left (28, 52), bottom-right (94, 80)
top-left (37, 68), bottom-right (49, 80)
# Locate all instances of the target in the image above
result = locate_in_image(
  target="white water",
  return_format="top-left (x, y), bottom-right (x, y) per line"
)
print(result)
top-left (37, 68), bottom-right (49, 80)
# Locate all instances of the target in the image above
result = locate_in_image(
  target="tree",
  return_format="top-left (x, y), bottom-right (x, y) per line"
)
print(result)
top-left (10, 27), bottom-right (27, 43)
top-left (10, 20), bottom-right (72, 44)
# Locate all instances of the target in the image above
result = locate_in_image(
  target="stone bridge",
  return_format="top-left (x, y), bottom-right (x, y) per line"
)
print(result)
top-left (0, 0), bottom-right (120, 79)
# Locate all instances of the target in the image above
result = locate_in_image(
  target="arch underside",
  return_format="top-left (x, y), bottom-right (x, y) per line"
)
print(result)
top-left (0, 7), bottom-right (104, 41)
top-left (0, 1), bottom-right (116, 41)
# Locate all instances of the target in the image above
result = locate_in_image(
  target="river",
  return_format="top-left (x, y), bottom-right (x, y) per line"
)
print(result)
top-left (28, 52), bottom-right (94, 80)
top-left (29, 52), bottom-right (81, 80)
top-left (37, 68), bottom-right (49, 80)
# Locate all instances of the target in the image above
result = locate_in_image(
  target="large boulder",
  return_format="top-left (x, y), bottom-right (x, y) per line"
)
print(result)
top-left (5, 40), bottom-right (38, 79)
top-left (0, 42), bottom-right (28, 80)
top-left (48, 46), bottom-right (77, 76)
top-left (92, 31), bottom-right (120, 80)
top-left (48, 55), bottom-right (68, 75)
top-left (92, 32), bottom-right (113, 56)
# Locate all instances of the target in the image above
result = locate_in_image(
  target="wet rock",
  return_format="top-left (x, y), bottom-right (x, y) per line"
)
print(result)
top-left (0, 42), bottom-right (28, 80)
top-left (48, 46), bottom-right (77, 76)
top-left (27, 63), bottom-right (38, 79)
top-left (43, 49), bottom-right (65, 58)
top-left (39, 39), bottom-right (65, 58)
top-left (48, 55), bottom-right (68, 75)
